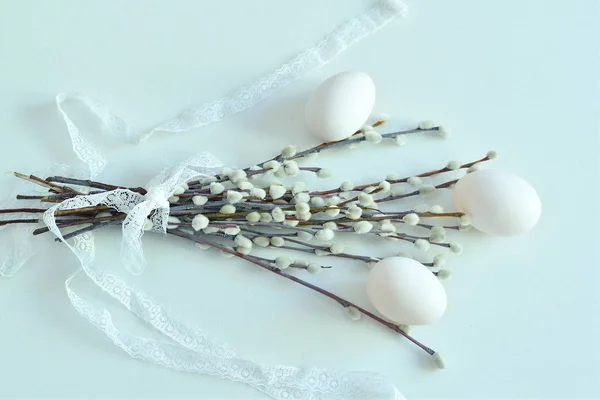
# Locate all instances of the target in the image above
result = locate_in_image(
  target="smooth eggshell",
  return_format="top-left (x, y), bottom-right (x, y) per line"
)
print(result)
top-left (453, 169), bottom-right (541, 236)
top-left (305, 71), bottom-right (375, 142)
top-left (366, 257), bottom-right (447, 325)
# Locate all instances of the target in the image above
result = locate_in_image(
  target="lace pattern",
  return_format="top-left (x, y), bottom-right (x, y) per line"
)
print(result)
top-left (65, 269), bottom-right (407, 399)
top-left (56, 0), bottom-right (407, 178)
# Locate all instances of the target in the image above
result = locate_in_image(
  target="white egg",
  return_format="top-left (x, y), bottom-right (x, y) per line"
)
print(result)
top-left (366, 257), bottom-right (447, 325)
top-left (305, 71), bottom-right (376, 142)
top-left (453, 169), bottom-right (541, 236)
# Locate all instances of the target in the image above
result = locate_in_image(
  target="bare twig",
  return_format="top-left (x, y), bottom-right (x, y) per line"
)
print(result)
top-left (167, 228), bottom-right (436, 356)
top-left (45, 176), bottom-right (147, 195)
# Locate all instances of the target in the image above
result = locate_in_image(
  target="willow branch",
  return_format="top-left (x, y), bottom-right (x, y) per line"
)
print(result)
top-left (312, 154), bottom-right (490, 196)
top-left (45, 176), bottom-right (147, 195)
top-left (167, 228), bottom-right (436, 356)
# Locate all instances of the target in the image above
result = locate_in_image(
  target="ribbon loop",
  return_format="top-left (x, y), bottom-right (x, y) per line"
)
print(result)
top-left (118, 152), bottom-right (223, 275)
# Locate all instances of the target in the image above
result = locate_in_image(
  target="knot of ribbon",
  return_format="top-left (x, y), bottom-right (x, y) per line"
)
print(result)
top-left (119, 152), bottom-right (223, 275)
top-left (144, 186), bottom-right (171, 210)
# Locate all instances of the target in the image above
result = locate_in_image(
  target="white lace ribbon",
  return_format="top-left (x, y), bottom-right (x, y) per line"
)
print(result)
top-left (39, 153), bottom-right (406, 399)
top-left (63, 270), bottom-right (406, 400)
top-left (56, 0), bottom-right (407, 178)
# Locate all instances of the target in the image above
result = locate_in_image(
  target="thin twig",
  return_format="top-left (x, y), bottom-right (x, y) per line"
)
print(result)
top-left (273, 126), bottom-right (436, 164)
top-left (54, 221), bottom-right (119, 242)
top-left (0, 207), bottom-right (48, 214)
top-left (376, 180), bottom-right (459, 203)
top-left (13, 172), bottom-right (84, 195)
top-left (312, 154), bottom-right (489, 196)
top-left (283, 237), bottom-right (379, 263)
top-left (167, 228), bottom-right (436, 356)
top-left (45, 176), bottom-right (147, 195)
top-left (33, 213), bottom-right (126, 235)
top-left (0, 219), bottom-right (41, 226)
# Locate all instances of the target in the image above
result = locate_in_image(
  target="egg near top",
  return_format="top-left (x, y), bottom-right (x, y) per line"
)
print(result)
top-left (305, 71), bottom-right (376, 142)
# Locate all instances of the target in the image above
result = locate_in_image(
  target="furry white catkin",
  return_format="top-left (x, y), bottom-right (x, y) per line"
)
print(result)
top-left (1, 1), bottom-right (409, 398)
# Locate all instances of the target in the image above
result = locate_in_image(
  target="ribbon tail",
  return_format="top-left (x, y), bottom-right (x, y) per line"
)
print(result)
top-left (66, 267), bottom-right (407, 400)
top-left (121, 201), bottom-right (154, 275)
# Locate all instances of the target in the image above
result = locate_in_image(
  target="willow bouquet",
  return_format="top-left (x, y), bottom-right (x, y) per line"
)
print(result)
top-left (0, 114), bottom-right (539, 368)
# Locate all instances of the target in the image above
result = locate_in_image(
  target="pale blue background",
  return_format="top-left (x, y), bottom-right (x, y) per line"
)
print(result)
top-left (0, 1), bottom-right (599, 399)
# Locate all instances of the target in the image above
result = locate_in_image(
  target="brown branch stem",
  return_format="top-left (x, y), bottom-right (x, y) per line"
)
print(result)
top-left (45, 176), bottom-right (147, 195)
top-left (166, 228), bottom-right (436, 356)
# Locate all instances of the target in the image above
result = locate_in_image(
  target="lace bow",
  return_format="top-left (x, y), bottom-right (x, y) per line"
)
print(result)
top-left (120, 153), bottom-right (222, 274)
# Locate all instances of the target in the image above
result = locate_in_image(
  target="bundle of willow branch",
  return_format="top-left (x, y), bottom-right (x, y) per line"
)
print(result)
top-left (0, 120), bottom-right (494, 366)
